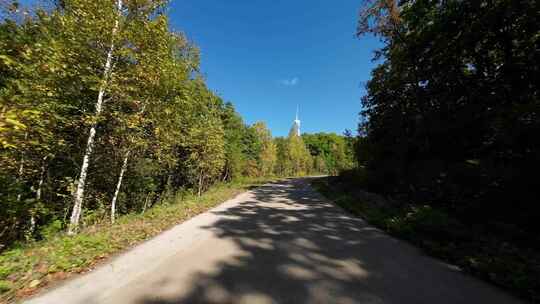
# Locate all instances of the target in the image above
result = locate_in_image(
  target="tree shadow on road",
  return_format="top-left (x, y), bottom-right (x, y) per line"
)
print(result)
top-left (135, 178), bottom-right (520, 304)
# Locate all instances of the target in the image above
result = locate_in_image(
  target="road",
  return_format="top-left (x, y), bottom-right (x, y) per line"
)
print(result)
top-left (27, 178), bottom-right (522, 304)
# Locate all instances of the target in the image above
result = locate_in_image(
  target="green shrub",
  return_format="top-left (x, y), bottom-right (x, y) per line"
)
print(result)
top-left (0, 280), bottom-right (12, 293)
top-left (40, 220), bottom-right (63, 240)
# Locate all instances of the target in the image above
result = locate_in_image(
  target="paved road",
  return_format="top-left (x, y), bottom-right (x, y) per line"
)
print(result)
top-left (27, 178), bottom-right (522, 304)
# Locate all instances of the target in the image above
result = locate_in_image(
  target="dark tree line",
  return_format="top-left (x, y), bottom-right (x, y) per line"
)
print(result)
top-left (355, 0), bottom-right (539, 232)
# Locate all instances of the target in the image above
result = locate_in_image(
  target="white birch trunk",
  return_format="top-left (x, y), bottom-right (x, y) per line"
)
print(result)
top-left (16, 132), bottom-right (28, 202)
top-left (111, 150), bottom-right (130, 224)
top-left (16, 155), bottom-right (24, 202)
top-left (26, 215), bottom-right (36, 242)
top-left (222, 165), bottom-right (229, 182)
top-left (36, 155), bottom-right (47, 201)
top-left (68, 0), bottom-right (123, 234)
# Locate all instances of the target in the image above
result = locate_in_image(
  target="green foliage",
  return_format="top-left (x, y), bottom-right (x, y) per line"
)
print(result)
top-left (40, 220), bottom-right (62, 240)
top-left (341, 1), bottom-right (540, 300)
top-left (220, 103), bottom-right (269, 180)
top-left (0, 280), bottom-right (12, 293)
top-left (355, 0), bottom-right (539, 221)
top-left (1, 0), bottom-right (326, 252)
top-left (252, 122), bottom-right (276, 177)
top-left (287, 134), bottom-right (312, 176)
top-left (0, 0), bottom-right (280, 249)
top-left (302, 132), bottom-right (355, 175)
top-left (273, 132), bottom-right (312, 177)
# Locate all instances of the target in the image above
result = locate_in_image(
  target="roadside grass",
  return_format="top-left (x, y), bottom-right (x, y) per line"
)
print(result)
top-left (0, 177), bottom-right (272, 303)
top-left (311, 176), bottom-right (540, 303)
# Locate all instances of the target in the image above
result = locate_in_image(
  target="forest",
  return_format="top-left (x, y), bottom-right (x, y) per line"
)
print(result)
top-left (323, 0), bottom-right (538, 301)
top-left (0, 0), bottom-right (353, 251)
top-left (2, 0), bottom-right (537, 302)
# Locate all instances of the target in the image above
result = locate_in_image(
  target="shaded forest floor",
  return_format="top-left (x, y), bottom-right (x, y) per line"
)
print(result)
top-left (0, 177), bottom-right (273, 303)
top-left (311, 176), bottom-right (540, 303)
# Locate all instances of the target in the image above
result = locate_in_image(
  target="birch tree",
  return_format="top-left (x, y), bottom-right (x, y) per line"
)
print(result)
top-left (67, 0), bottom-right (124, 234)
top-left (110, 150), bottom-right (128, 223)
top-left (107, 15), bottom-right (196, 221)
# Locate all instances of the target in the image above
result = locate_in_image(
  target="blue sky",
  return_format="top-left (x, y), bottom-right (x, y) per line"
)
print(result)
top-left (167, 0), bottom-right (382, 137)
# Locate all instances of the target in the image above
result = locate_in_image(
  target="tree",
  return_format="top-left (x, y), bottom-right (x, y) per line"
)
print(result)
top-left (356, 0), bottom-right (539, 229)
top-left (0, 0), bottom-right (228, 245)
top-left (107, 11), bottom-right (191, 223)
top-left (252, 122), bottom-right (277, 176)
top-left (1, 3), bottom-right (75, 243)
top-left (62, 0), bottom-right (122, 233)
top-left (302, 132), bottom-right (355, 175)
top-left (273, 137), bottom-right (289, 176)
top-left (279, 130), bottom-right (312, 176)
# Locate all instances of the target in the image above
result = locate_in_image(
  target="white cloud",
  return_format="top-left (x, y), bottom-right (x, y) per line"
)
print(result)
top-left (279, 77), bottom-right (299, 86)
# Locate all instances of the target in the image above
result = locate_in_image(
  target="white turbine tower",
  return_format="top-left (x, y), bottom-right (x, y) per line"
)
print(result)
top-left (293, 105), bottom-right (301, 136)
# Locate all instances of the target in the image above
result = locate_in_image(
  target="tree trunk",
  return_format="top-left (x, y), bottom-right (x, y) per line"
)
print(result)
top-left (36, 155), bottom-right (47, 201)
top-left (26, 215), bottom-right (36, 242)
top-left (110, 103), bottom-right (145, 222)
top-left (16, 155), bottom-right (24, 202)
top-left (110, 150), bottom-right (129, 224)
top-left (222, 166), bottom-right (229, 182)
top-left (141, 193), bottom-right (150, 214)
top-left (16, 132), bottom-right (28, 202)
top-left (197, 172), bottom-right (203, 197)
top-left (68, 0), bottom-right (123, 235)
